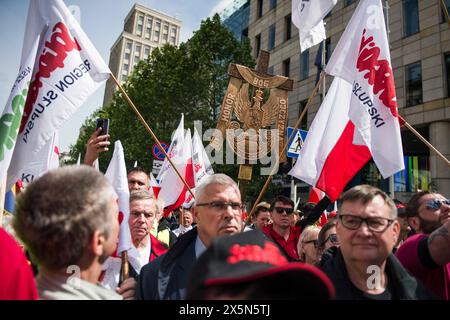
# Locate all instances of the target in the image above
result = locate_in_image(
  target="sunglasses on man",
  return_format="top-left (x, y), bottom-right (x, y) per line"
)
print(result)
top-left (274, 207), bottom-right (294, 215)
top-left (425, 198), bottom-right (450, 210)
top-left (324, 233), bottom-right (339, 245)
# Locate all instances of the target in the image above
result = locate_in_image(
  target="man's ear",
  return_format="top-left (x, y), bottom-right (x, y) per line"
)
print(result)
top-left (192, 207), bottom-right (200, 224)
top-left (407, 216), bottom-right (420, 232)
top-left (91, 230), bottom-right (106, 257)
top-left (391, 220), bottom-right (400, 244)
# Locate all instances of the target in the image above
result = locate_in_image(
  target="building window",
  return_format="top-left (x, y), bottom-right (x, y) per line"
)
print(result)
top-left (124, 52), bottom-right (130, 61)
top-left (441, 0), bottom-right (450, 23)
top-left (171, 27), bottom-right (177, 44)
top-left (255, 34), bottom-right (261, 57)
top-left (126, 41), bottom-right (132, 51)
top-left (403, 0), bottom-right (420, 37)
top-left (123, 63), bottom-right (129, 72)
top-left (145, 17), bottom-right (153, 40)
top-left (121, 75), bottom-right (128, 82)
top-left (268, 24), bottom-right (276, 50)
top-left (257, 0), bottom-right (263, 19)
top-left (284, 14), bottom-right (292, 41)
top-left (270, 0), bottom-right (277, 10)
top-left (445, 53), bottom-right (450, 97)
top-left (299, 99), bottom-right (308, 130)
top-left (299, 49), bottom-right (309, 81)
top-left (283, 58), bottom-right (290, 77)
top-left (405, 62), bottom-right (423, 107)
top-left (136, 15), bottom-right (144, 37)
top-left (144, 47), bottom-right (150, 59)
top-left (344, 0), bottom-right (356, 6)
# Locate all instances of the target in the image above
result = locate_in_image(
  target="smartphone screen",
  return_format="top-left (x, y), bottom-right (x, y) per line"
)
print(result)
top-left (96, 118), bottom-right (109, 136)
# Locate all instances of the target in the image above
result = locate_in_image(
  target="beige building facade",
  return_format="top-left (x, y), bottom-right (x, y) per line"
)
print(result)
top-left (103, 3), bottom-right (182, 105)
top-left (247, 0), bottom-right (450, 199)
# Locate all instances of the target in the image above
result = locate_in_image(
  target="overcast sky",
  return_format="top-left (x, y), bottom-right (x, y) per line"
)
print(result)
top-left (0, 0), bottom-right (238, 152)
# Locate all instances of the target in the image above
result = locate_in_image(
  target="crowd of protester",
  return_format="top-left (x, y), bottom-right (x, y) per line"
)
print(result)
top-left (0, 128), bottom-right (448, 300)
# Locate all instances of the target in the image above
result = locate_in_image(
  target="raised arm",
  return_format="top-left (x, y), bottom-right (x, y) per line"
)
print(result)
top-left (84, 127), bottom-right (110, 166)
top-left (427, 219), bottom-right (450, 266)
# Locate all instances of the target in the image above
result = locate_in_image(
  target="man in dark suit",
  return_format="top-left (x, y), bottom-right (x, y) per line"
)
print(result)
top-left (135, 174), bottom-right (243, 300)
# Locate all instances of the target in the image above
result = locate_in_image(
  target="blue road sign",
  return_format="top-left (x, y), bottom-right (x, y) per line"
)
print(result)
top-left (286, 127), bottom-right (308, 158)
top-left (152, 142), bottom-right (169, 161)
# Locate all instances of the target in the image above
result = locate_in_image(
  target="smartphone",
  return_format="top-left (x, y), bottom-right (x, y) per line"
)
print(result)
top-left (96, 118), bottom-right (109, 136)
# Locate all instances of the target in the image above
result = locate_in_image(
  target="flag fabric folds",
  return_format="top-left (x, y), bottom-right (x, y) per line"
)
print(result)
top-left (290, 0), bottom-right (404, 201)
top-left (289, 78), bottom-right (372, 201)
top-left (292, 0), bottom-right (337, 52)
top-left (18, 130), bottom-right (60, 187)
top-left (6, 0), bottom-right (110, 189)
top-left (105, 141), bottom-right (132, 255)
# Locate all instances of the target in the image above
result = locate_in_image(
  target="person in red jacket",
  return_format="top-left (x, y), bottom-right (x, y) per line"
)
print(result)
top-left (0, 227), bottom-right (38, 300)
top-left (262, 195), bottom-right (301, 261)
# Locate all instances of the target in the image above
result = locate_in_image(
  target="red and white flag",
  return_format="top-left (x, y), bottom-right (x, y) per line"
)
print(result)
top-left (292, 0), bottom-right (337, 52)
top-left (159, 129), bottom-right (195, 216)
top-left (289, 78), bottom-right (372, 201)
top-left (156, 114), bottom-right (184, 183)
top-left (6, 0), bottom-right (110, 189)
top-left (192, 127), bottom-right (214, 186)
top-left (325, 0), bottom-right (404, 178)
top-left (290, 0), bottom-right (404, 201)
top-left (105, 141), bottom-right (132, 255)
top-left (148, 172), bottom-right (161, 199)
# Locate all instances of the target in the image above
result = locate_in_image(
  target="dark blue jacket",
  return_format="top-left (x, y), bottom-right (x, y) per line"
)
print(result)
top-left (320, 248), bottom-right (437, 300)
top-left (135, 227), bottom-right (197, 300)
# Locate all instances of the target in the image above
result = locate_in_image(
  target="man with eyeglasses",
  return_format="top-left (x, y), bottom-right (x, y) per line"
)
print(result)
top-left (320, 185), bottom-right (435, 299)
top-left (395, 191), bottom-right (450, 299)
top-left (136, 174), bottom-right (243, 300)
top-left (262, 195), bottom-right (301, 261)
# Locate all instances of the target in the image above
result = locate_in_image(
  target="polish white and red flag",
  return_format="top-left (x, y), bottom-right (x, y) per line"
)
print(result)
top-left (148, 172), bottom-right (161, 198)
top-left (289, 0), bottom-right (404, 201)
top-left (6, 0), bottom-right (110, 189)
top-left (159, 128), bottom-right (195, 216)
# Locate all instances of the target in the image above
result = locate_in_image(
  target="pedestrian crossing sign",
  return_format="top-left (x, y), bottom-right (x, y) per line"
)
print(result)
top-left (286, 127), bottom-right (308, 158)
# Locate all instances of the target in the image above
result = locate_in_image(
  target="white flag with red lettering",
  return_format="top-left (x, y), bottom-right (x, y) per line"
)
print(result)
top-left (292, 0), bottom-right (337, 52)
top-left (325, 0), bottom-right (404, 177)
top-left (105, 141), bottom-right (132, 255)
top-left (6, 0), bottom-right (110, 189)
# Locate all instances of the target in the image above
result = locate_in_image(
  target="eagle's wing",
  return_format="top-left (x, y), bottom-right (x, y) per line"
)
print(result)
top-left (261, 90), bottom-right (279, 127)
top-left (234, 83), bottom-right (250, 122)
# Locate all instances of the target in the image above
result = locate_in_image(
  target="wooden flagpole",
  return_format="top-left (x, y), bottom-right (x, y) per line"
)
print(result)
top-left (120, 251), bottom-right (129, 282)
top-left (248, 71), bottom-right (326, 219)
top-left (110, 73), bottom-right (195, 199)
top-left (400, 116), bottom-right (450, 167)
